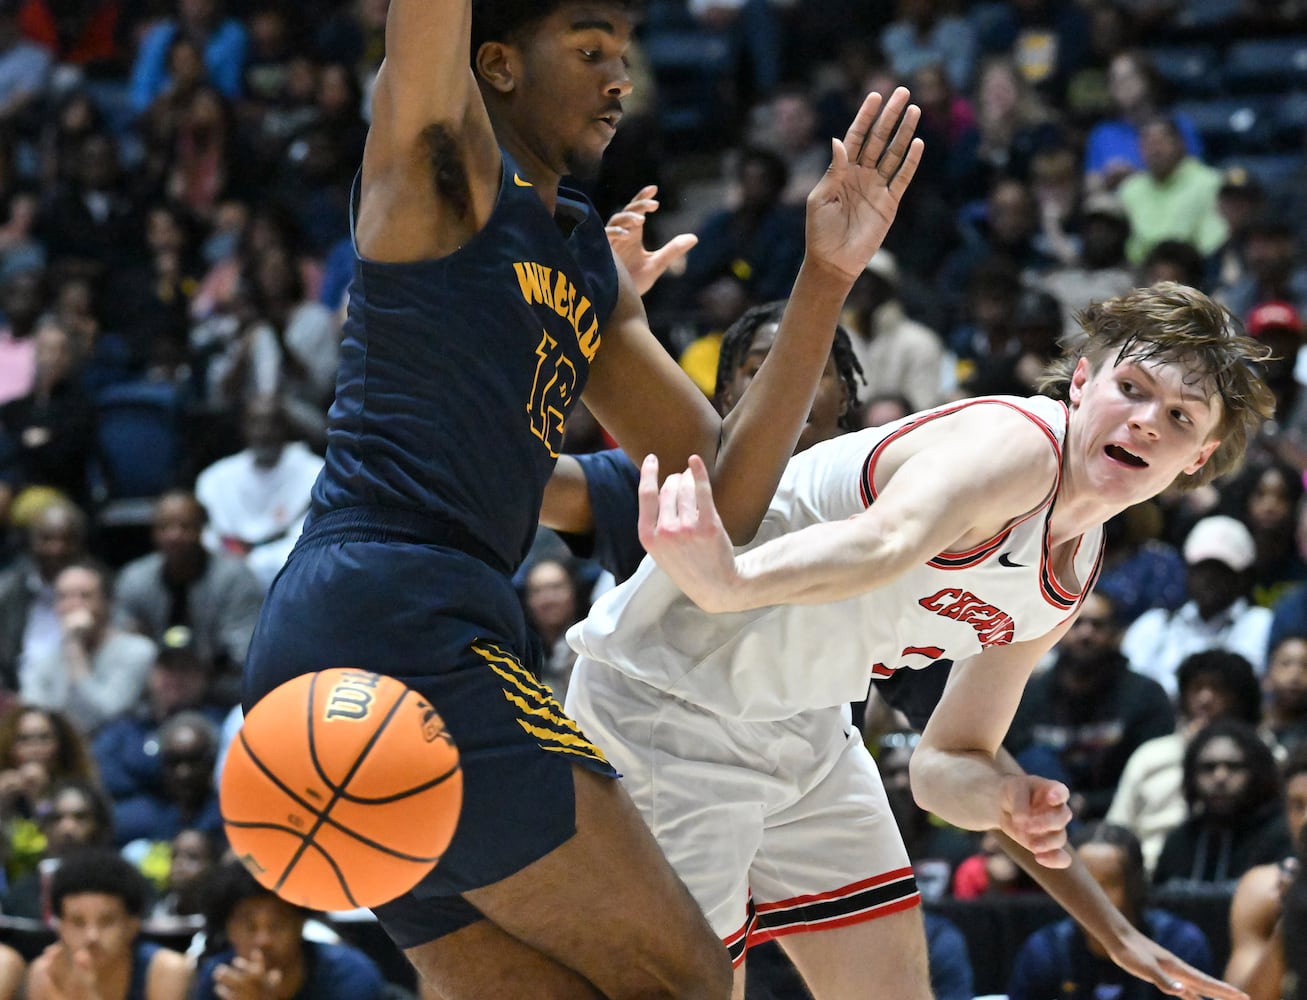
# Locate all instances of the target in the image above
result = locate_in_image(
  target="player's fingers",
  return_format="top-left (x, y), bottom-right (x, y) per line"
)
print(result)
top-left (889, 136), bottom-right (925, 198)
top-left (858, 86), bottom-right (911, 165)
top-left (873, 103), bottom-right (921, 181)
top-left (841, 90), bottom-right (885, 164)
top-left (628, 184), bottom-right (658, 204)
top-left (637, 454), bottom-right (661, 541)
top-left (1159, 957), bottom-right (1248, 1000)
top-left (689, 454), bottom-right (714, 519)
top-left (648, 233), bottom-right (698, 271)
top-left (676, 461), bottom-right (699, 522)
top-left (606, 211), bottom-right (645, 230)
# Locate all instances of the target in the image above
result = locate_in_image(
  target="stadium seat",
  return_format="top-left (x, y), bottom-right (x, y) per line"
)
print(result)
top-left (1149, 44), bottom-right (1222, 98)
top-left (91, 380), bottom-right (185, 527)
top-left (1171, 97), bottom-right (1277, 159)
top-left (1221, 37), bottom-right (1307, 93)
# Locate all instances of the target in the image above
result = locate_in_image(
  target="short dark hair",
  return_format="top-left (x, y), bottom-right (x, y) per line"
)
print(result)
top-left (50, 848), bottom-right (151, 919)
top-left (1175, 650), bottom-right (1263, 725)
top-left (39, 777), bottom-right (115, 846)
top-left (471, 0), bottom-right (640, 60)
top-left (202, 859), bottom-right (313, 952)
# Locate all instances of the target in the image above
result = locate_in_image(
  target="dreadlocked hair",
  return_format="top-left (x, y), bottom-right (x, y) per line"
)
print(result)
top-left (1037, 282), bottom-right (1275, 489)
top-left (712, 300), bottom-right (865, 431)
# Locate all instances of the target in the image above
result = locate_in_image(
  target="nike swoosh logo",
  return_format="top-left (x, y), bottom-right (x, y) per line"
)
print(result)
top-left (998, 552), bottom-right (1026, 568)
top-left (513, 173), bottom-right (533, 187)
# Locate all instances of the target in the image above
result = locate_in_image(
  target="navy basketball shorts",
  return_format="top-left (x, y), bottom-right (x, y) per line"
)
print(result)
top-left (243, 510), bottom-right (617, 949)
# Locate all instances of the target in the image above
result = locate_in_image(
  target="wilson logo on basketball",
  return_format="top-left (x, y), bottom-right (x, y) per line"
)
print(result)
top-left (323, 670), bottom-right (382, 721)
top-left (419, 703), bottom-right (446, 743)
top-left (918, 588), bottom-right (1015, 647)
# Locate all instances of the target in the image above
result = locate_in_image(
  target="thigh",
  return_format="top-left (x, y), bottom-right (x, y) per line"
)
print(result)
top-left (461, 764), bottom-right (733, 1000)
top-left (779, 907), bottom-right (931, 1000)
top-left (568, 659), bottom-right (766, 954)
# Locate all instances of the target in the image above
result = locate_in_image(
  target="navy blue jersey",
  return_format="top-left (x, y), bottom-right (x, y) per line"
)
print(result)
top-left (313, 153), bottom-right (620, 572)
top-left (557, 448), bottom-right (644, 583)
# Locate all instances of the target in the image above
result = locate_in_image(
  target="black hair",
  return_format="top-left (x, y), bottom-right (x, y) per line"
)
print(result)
top-left (471, 0), bottom-right (641, 61)
top-left (1283, 741), bottom-right (1307, 787)
top-left (40, 777), bottom-right (115, 846)
top-left (1218, 454), bottom-right (1304, 527)
top-left (1175, 650), bottom-right (1263, 725)
top-left (1072, 822), bottom-right (1149, 924)
top-left (201, 859), bottom-right (313, 954)
top-left (1181, 718), bottom-right (1280, 814)
top-left (50, 848), bottom-right (151, 919)
top-left (1141, 240), bottom-right (1207, 288)
top-left (712, 300), bottom-right (864, 433)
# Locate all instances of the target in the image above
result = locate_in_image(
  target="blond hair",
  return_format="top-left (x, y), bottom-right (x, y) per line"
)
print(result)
top-left (1038, 282), bottom-right (1274, 488)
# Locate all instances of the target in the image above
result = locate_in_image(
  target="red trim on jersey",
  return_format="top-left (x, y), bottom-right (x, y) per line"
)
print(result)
top-left (860, 399), bottom-right (1064, 570)
top-left (748, 895), bottom-right (922, 946)
top-left (753, 867), bottom-right (917, 912)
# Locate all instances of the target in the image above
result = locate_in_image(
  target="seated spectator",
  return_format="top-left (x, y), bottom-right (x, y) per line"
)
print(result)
top-left (1007, 823), bottom-right (1214, 1000)
top-left (1007, 589), bottom-right (1175, 822)
top-left (194, 858), bottom-right (386, 1000)
top-left (880, 0), bottom-right (975, 92)
top-left (1118, 116), bottom-right (1227, 266)
top-left (129, 0), bottom-right (248, 114)
top-left (1270, 498), bottom-right (1307, 654)
top-left (114, 491), bottom-right (264, 703)
top-left (27, 847), bottom-right (191, 1000)
top-left (0, 317), bottom-right (97, 511)
top-left (93, 625), bottom-right (226, 803)
top-left (749, 86), bottom-right (831, 207)
top-left (0, 268), bottom-right (45, 406)
top-left (113, 710), bottom-right (223, 863)
top-left (877, 728), bottom-right (978, 903)
top-left (1140, 238), bottom-right (1208, 290)
top-left (1216, 220), bottom-right (1307, 332)
top-left (1083, 50), bottom-right (1202, 193)
top-left (677, 147), bottom-right (805, 309)
top-left (1108, 650), bottom-right (1265, 874)
top-left (0, 497), bottom-right (88, 690)
top-left (1224, 743), bottom-right (1307, 998)
top-left (961, 284), bottom-right (1063, 397)
top-left (194, 393), bottom-right (322, 591)
top-left (1122, 515), bottom-right (1272, 698)
top-left (1218, 457), bottom-right (1306, 610)
top-left (1154, 719), bottom-right (1291, 887)
top-left (840, 250), bottom-right (945, 413)
top-left (144, 827), bottom-right (220, 934)
top-left (684, 0), bottom-right (784, 108)
top-left (952, 829), bottom-right (1040, 900)
top-left (19, 560), bottom-right (155, 736)
top-left (522, 557), bottom-right (586, 704)
top-left (0, 703), bottom-right (97, 883)
top-left (1265, 635), bottom-right (1307, 757)
top-left (1035, 190), bottom-right (1135, 338)
top-left (1, 776), bottom-right (114, 918)
top-left (1095, 501), bottom-right (1188, 626)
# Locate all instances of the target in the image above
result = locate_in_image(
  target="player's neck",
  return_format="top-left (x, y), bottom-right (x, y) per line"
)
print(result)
top-left (493, 127), bottom-right (562, 214)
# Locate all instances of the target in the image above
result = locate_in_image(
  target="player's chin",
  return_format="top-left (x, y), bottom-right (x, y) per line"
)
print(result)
top-left (564, 146), bottom-right (606, 183)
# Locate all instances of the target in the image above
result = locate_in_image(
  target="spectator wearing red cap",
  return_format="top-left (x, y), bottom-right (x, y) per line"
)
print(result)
top-left (1217, 219), bottom-right (1307, 331)
top-left (1248, 301), bottom-right (1307, 475)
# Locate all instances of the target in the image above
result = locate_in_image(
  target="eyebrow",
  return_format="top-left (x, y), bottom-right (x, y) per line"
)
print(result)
top-left (1128, 363), bottom-right (1211, 407)
top-left (568, 18), bottom-right (617, 34)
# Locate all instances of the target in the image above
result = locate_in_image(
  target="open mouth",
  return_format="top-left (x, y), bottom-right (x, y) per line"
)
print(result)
top-left (1105, 444), bottom-right (1148, 468)
top-left (597, 114), bottom-right (621, 132)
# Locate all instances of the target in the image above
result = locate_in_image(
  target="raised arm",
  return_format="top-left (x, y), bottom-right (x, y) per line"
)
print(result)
top-left (585, 89), bottom-right (924, 544)
top-left (637, 402), bottom-right (1058, 613)
top-left (356, 0), bottom-right (499, 262)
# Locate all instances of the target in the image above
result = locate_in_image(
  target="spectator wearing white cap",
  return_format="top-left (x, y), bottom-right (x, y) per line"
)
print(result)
top-left (840, 249), bottom-right (948, 414)
top-left (1122, 515), bottom-right (1273, 698)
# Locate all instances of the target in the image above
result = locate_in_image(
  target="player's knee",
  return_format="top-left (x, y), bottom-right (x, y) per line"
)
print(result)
top-left (646, 939), bottom-right (733, 1000)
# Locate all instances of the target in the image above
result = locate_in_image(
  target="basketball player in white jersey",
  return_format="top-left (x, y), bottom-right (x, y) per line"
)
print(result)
top-left (566, 282), bottom-right (1271, 1000)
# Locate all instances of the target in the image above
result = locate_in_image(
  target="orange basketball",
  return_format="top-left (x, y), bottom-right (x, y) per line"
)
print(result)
top-left (220, 668), bottom-right (462, 910)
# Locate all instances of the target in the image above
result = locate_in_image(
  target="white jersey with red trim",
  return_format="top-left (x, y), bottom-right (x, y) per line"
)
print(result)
top-left (568, 394), bottom-right (1105, 720)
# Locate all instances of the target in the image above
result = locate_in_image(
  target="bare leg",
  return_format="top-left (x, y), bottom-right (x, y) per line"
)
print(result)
top-left (779, 908), bottom-right (931, 999)
top-left (408, 920), bottom-right (604, 999)
top-left (406, 765), bottom-right (732, 1000)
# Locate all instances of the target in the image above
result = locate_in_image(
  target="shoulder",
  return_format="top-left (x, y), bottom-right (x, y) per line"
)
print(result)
top-left (106, 631), bottom-right (158, 662)
top-left (116, 553), bottom-right (163, 588)
top-left (311, 941), bottom-right (385, 991)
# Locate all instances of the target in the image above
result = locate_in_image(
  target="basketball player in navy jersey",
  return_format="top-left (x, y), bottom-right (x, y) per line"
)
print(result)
top-left (567, 283), bottom-right (1269, 1000)
top-left (240, 0), bottom-right (923, 997)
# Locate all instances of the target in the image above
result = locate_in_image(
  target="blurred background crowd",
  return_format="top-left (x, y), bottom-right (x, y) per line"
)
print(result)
top-left (0, 0), bottom-right (1306, 996)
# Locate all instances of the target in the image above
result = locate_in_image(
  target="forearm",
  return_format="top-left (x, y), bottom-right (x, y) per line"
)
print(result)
top-left (908, 743), bottom-right (1011, 832)
top-left (712, 261), bottom-right (852, 541)
top-left (1238, 923), bottom-right (1284, 1000)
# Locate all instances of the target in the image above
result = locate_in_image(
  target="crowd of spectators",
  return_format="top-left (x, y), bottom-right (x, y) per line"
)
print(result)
top-left (0, 0), bottom-right (1302, 996)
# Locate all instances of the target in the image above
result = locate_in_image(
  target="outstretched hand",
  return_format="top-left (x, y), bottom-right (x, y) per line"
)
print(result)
top-left (637, 454), bottom-right (742, 613)
top-left (1107, 926), bottom-right (1249, 1000)
top-left (998, 774), bottom-right (1073, 869)
top-left (805, 86), bottom-right (924, 282)
top-left (606, 185), bottom-right (699, 295)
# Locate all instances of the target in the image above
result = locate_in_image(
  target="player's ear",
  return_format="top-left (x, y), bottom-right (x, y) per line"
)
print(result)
top-left (1067, 356), bottom-right (1092, 405)
top-left (1185, 439), bottom-right (1221, 475)
top-left (475, 42), bottom-right (517, 94)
